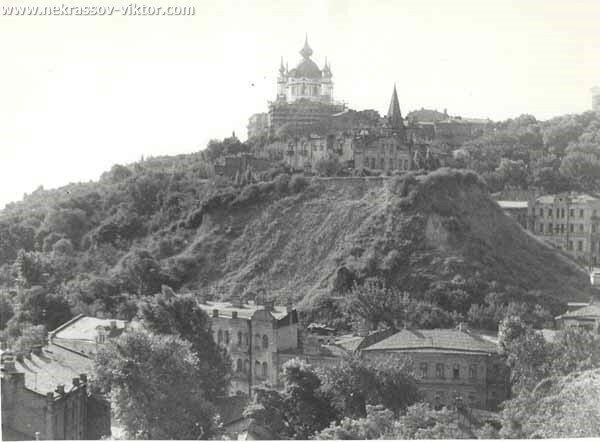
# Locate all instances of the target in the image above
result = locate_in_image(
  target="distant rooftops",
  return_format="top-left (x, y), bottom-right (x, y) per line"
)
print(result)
top-left (361, 328), bottom-right (500, 354)
top-left (535, 192), bottom-right (600, 205)
top-left (556, 303), bottom-right (600, 320)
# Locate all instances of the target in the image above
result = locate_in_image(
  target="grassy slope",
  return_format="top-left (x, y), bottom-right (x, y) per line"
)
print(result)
top-left (175, 170), bottom-right (590, 309)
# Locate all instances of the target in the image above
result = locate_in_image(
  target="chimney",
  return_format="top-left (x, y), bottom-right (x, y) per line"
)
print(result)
top-left (55, 384), bottom-right (65, 395)
top-left (110, 320), bottom-right (117, 330)
top-left (46, 392), bottom-right (54, 401)
top-left (79, 373), bottom-right (87, 383)
top-left (264, 300), bottom-right (275, 312)
top-left (212, 309), bottom-right (219, 318)
top-left (2, 358), bottom-right (16, 372)
top-left (15, 353), bottom-right (24, 363)
top-left (32, 345), bottom-right (43, 356)
top-left (72, 378), bottom-right (80, 387)
top-left (231, 311), bottom-right (238, 319)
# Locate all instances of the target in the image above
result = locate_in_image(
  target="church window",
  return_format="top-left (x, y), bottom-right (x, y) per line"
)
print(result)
top-left (453, 364), bottom-right (460, 379)
top-left (244, 333), bottom-right (249, 346)
top-left (436, 363), bottom-right (445, 378)
top-left (225, 330), bottom-right (230, 345)
top-left (255, 360), bottom-right (261, 376)
top-left (420, 363), bottom-right (428, 378)
top-left (262, 362), bottom-right (268, 378)
top-left (254, 334), bottom-right (261, 349)
top-left (262, 335), bottom-right (269, 349)
top-left (469, 364), bottom-right (477, 379)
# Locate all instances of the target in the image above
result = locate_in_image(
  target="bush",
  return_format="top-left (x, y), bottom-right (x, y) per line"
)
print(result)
top-left (289, 174), bottom-right (309, 193)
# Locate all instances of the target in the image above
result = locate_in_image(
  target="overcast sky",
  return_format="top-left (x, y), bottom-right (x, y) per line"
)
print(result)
top-left (1, 0), bottom-right (600, 208)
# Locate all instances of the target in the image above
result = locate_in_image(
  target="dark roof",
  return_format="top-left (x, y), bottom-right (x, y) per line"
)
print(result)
top-left (290, 58), bottom-right (322, 79)
top-left (362, 328), bottom-right (499, 354)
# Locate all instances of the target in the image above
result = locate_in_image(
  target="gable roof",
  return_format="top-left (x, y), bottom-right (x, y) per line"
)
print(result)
top-left (51, 315), bottom-right (127, 342)
top-left (196, 301), bottom-right (291, 321)
top-left (362, 328), bottom-right (499, 354)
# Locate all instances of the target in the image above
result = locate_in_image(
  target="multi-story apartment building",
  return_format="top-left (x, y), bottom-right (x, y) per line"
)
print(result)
top-left (361, 327), bottom-right (509, 411)
top-left (528, 193), bottom-right (600, 267)
top-left (197, 298), bottom-right (299, 395)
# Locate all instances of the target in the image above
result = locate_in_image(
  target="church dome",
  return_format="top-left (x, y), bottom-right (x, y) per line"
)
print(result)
top-left (290, 58), bottom-right (322, 79)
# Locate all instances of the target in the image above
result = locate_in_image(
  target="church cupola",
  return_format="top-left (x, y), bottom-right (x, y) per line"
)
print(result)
top-left (300, 34), bottom-right (313, 59)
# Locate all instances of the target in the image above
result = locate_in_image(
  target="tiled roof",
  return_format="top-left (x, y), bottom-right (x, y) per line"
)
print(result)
top-left (362, 328), bottom-right (499, 354)
top-left (196, 301), bottom-right (290, 320)
top-left (557, 303), bottom-right (600, 319)
top-left (51, 315), bottom-right (127, 341)
top-left (5, 343), bottom-right (94, 396)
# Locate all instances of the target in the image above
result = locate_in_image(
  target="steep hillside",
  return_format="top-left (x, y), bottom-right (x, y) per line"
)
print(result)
top-left (177, 170), bottom-right (589, 310)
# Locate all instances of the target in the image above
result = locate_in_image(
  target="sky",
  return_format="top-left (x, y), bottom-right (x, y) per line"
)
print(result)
top-left (1, 0), bottom-right (600, 208)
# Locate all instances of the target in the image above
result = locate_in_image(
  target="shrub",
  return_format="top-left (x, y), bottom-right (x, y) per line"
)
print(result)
top-left (289, 174), bottom-right (309, 193)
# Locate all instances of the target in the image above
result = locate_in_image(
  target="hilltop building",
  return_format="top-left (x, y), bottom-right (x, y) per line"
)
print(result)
top-left (592, 86), bottom-right (600, 112)
top-left (361, 327), bottom-right (509, 411)
top-left (528, 192), bottom-right (600, 267)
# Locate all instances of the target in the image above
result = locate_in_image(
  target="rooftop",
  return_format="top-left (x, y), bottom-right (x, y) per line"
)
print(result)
top-left (51, 315), bottom-right (127, 342)
top-left (497, 200), bottom-right (528, 209)
top-left (196, 300), bottom-right (291, 320)
top-left (535, 193), bottom-right (600, 205)
top-left (1, 343), bottom-right (94, 396)
top-left (362, 328), bottom-right (500, 354)
top-left (556, 303), bottom-right (600, 320)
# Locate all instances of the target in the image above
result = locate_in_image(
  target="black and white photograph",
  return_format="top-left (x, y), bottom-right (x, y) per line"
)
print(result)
top-left (1, 0), bottom-right (600, 439)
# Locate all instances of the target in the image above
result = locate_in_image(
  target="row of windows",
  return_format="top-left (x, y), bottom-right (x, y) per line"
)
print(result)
top-left (216, 330), bottom-right (269, 349)
top-left (420, 363), bottom-right (478, 380)
top-left (290, 84), bottom-right (321, 96)
top-left (539, 223), bottom-right (589, 234)
top-left (364, 157), bottom-right (410, 170)
top-left (235, 359), bottom-right (269, 378)
top-left (538, 207), bottom-right (597, 219)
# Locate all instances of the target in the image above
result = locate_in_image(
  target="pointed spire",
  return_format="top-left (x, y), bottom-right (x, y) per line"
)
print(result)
top-left (387, 84), bottom-right (404, 133)
top-left (300, 33), bottom-right (313, 59)
top-left (279, 56), bottom-right (285, 75)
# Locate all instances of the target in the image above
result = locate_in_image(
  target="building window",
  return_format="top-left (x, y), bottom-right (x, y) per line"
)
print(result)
top-left (254, 334), bottom-right (261, 349)
top-left (244, 333), bottom-right (249, 346)
top-left (255, 360), bottom-right (261, 377)
top-left (262, 335), bottom-right (269, 349)
top-left (548, 209), bottom-right (552, 217)
top-left (420, 363), bottom-right (428, 378)
top-left (568, 240), bottom-right (573, 250)
top-left (580, 224), bottom-right (584, 233)
top-left (548, 223), bottom-right (553, 233)
top-left (580, 209), bottom-right (585, 218)
top-left (556, 208), bottom-right (560, 218)
top-left (262, 362), bottom-right (268, 378)
top-left (436, 363), bottom-right (445, 378)
top-left (217, 329), bottom-right (223, 344)
top-left (539, 223), bottom-right (543, 233)
top-left (492, 364), bottom-right (500, 378)
top-left (578, 240), bottom-right (583, 252)
top-left (238, 331), bottom-right (243, 346)
top-left (570, 224), bottom-right (574, 233)
top-left (225, 330), bottom-right (230, 345)
top-left (570, 209), bottom-right (575, 217)
top-left (453, 364), bottom-right (460, 379)
top-left (561, 208), bottom-right (565, 218)
top-left (561, 224), bottom-right (565, 233)
top-left (244, 360), bottom-right (250, 373)
top-left (469, 364), bottom-right (477, 379)
top-left (539, 208), bottom-right (543, 217)
top-left (236, 359), bottom-right (243, 372)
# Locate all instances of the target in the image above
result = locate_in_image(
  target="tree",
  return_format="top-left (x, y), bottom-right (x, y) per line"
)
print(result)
top-left (244, 359), bottom-right (337, 439)
top-left (94, 329), bottom-right (218, 440)
top-left (317, 405), bottom-right (394, 440)
top-left (314, 157), bottom-right (343, 177)
top-left (550, 327), bottom-right (600, 376)
top-left (138, 291), bottom-right (231, 400)
top-left (346, 281), bottom-right (409, 330)
top-left (320, 355), bottom-right (419, 418)
top-left (113, 248), bottom-right (170, 296)
top-left (0, 292), bottom-right (15, 329)
top-left (560, 149), bottom-right (600, 191)
top-left (385, 402), bottom-right (474, 439)
top-left (17, 286), bottom-right (72, 331)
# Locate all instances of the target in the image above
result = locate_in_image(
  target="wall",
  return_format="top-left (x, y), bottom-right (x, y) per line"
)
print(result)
top-left (362, 351), bottom-right (509, 411)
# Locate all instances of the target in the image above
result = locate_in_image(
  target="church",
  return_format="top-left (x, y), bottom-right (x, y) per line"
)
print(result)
top-left (247, 36), bottom-right (345, 138)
